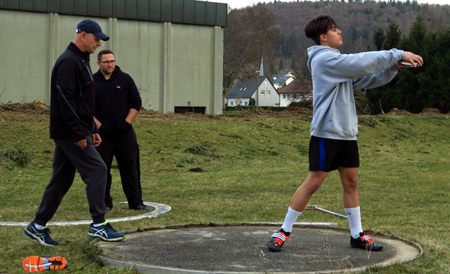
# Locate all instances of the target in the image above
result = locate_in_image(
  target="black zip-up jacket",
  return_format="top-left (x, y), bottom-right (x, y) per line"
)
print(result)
top-left (50, 42), bottom-right (98, 142)
top-left (93, 65), bottom-right (141, 136)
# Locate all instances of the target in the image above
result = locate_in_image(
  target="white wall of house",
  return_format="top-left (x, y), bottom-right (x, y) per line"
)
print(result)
top-left (279, 93), bottom-right (312, 107)
top-left (279, 94), bottom-right (301, 107)
top-left (252, 78), bottom-right (279, 107)
top-left (227, 98), bottom-right (250, 107)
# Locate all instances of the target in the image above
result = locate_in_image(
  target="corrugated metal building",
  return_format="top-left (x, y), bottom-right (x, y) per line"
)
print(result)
top-left (0, 0), bottom-right (227, 114)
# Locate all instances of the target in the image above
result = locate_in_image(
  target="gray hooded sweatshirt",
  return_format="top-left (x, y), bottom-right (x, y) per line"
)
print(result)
top-left (307, 46), bottom-right (404, 140)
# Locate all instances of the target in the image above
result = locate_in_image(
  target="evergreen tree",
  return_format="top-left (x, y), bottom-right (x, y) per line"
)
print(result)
top-left (270, 62), bottom-right (276, 75)
top-left (401, 14), bottom-right (426, 54)
top-left (398, 15), bottom-right (440, 113)
top-left (349, 26), bottom-right (358, 42)
top-left (366, 15), bottom-right (443, 114)
top-left (288, 34), bottom-right (298, 58)
top-left (291, 58), bottom-right (298, 71)
top-left (277, 34), bottom-right (285, 58)
top-left (383, 21), bottom-right (401, 49)
top-left (278, 58), bottom-right (284, 72)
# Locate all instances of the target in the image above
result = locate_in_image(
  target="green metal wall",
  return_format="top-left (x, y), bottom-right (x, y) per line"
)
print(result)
top-left (0, 0), bottom-right (227, 27)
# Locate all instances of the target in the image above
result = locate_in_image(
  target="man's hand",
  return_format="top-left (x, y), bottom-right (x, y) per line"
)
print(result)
top-left (74, 139), bottom-right (87, 149)
top-left (94, 117), bottom-right (102, 129)
top-left (125, 108), bottom-right (139, 124)
top-left (92, 133), bottom-right (102, 147)
top-left (396, 51), bottom-right (424, 69)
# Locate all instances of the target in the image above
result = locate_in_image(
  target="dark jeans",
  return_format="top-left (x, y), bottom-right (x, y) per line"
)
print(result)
top-left (34, 136), bottom-right (107, 225)
top-left (96, 128), bottom-right (143, 209)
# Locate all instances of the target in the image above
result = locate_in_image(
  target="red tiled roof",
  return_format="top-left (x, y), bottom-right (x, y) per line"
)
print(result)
top-left (277, 79), bottom-right (312, 94)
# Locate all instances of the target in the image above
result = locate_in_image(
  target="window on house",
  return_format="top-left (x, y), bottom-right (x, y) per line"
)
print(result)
top-left (283, 94), bottom-right (286, 99)
top-left (245, 101), bottom-right (248, 106)
top-left (261, 90), bottom-right (265, 95)
top-left (230, 101), bottom-right (234, 106)
top-left (267, 90), bottom-right (270, 95)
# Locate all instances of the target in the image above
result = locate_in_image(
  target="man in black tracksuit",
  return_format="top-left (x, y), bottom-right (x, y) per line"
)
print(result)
top-left (24, 20), bottom-right (125, 247)
top-left (93, 50), bottom-right (150, 211)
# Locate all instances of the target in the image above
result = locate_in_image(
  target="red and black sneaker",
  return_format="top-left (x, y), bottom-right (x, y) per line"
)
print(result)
top-left (350, 232), bottom-right (383, 251)
top-left (267, 229), bottom-right (290, 252)
top-left (23, 256), bottom-right (68, 272)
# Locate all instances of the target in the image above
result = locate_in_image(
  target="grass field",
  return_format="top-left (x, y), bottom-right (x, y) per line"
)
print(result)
top-left (0, 108), bottom-right (449, 273)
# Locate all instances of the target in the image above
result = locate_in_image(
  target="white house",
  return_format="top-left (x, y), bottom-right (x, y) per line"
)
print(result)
top-left (226, 76), bottom-right (279, 107)
top-left (278, 79), bottom-right (312, 107)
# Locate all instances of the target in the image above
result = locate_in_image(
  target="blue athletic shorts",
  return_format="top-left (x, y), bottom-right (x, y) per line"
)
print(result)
top-left (309, 136), bottom-right (359, 172)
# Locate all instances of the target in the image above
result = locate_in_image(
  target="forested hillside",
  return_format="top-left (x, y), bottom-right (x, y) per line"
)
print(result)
top-left (225, 2), bottom-right (450, 114)
top-left (263, 1), bottom-right (450, 68)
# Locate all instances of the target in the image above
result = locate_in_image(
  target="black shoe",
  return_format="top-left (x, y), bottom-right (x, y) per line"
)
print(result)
top-left (131, 204), bottom-right (152, 211)
top-left (23, 222), bottom-right (59, 247)
top-left (267, 229), bottom-right (290, 252)
top-left (88, 222), bottom-right (126, 241)
top-left (350, 232), bottom-right (383, 251)
top-left (105, 206), bottom-right (112, 213)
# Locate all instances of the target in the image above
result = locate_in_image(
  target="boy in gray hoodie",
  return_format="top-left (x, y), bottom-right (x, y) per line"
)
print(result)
top-left (267, 15), bottom-right (423, 252)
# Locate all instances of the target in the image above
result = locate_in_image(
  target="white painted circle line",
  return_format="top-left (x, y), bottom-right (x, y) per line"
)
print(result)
top-left (0, 202), bottom-right (171, 226)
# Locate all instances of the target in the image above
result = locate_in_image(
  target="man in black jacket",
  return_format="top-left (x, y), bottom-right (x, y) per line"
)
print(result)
top-left (24, 19), bottom-right (125, 247)
top-left (94, 50), bottom-right (150, 212)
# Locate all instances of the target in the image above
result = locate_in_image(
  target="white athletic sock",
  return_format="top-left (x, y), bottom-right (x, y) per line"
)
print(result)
top-left (93, 221), bottom-right (107, 227)
top-left (280, 207), bottom-right (302, 233)
top-left (34, 223), bottom-right (45, 230)
top-left (345, 206), bottom-right (363, 239)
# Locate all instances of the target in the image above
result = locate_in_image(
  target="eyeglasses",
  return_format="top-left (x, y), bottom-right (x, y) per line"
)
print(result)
top-left (100, 60), bottom-right (116, 64)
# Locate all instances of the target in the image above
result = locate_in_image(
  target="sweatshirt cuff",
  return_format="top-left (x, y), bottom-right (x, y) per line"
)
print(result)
top-left (399, 50), bottom-right (405, 61)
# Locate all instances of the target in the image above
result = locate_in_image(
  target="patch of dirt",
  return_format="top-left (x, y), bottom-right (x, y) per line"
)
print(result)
top-left (418, 108), bottom-right (449, 117)
top-left (286, 107), bottom-right (313, 115)
top-left (386, 108), bottom-right (412, 115)
top-left (386, 108), bottom-right (449, 117)
top-left (2, 103), bottom-right (448, 120)
top-left (0, 100), bottom-right (49, 115)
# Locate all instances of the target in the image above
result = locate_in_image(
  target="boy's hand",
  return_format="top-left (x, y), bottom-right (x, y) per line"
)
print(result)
top-left (396, 51), bottom-right (423, 69)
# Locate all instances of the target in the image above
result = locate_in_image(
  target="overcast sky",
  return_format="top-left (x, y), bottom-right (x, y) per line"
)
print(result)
top-left (216, 0), bottom-right (449, 10)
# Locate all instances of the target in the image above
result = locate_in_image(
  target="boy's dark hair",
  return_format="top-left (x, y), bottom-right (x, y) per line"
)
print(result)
top-left (304, 15), bottom-right (337, 45)
top-left (97, 49), bottom-right (114, 61)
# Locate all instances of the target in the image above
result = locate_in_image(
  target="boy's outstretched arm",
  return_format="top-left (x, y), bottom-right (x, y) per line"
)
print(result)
top-left (395, 51), bottom-right (424, 68)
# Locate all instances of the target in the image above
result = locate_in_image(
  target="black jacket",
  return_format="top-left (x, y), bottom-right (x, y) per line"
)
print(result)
top-left (50, 43), bottom-right (98, 141)
top-left (93, 66), bottom-right (141, 136)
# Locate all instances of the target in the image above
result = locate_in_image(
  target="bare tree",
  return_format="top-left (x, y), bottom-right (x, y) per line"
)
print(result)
top-left (223, 5), bottom-right (280, 103)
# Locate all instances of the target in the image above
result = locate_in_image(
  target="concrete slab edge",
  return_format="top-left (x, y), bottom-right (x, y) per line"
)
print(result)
top-left (98, 255), bottom-right (340, 274)
top-left (96, 222), bottom-right (423, 274)
top-left (304, 226), bottom-right (424, 264)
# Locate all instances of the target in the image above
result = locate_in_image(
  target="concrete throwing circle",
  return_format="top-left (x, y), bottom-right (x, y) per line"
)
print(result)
top-left (96, 223), bottom-right (422, 274)
top-left (0, 202), bottom-right (171, 226)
